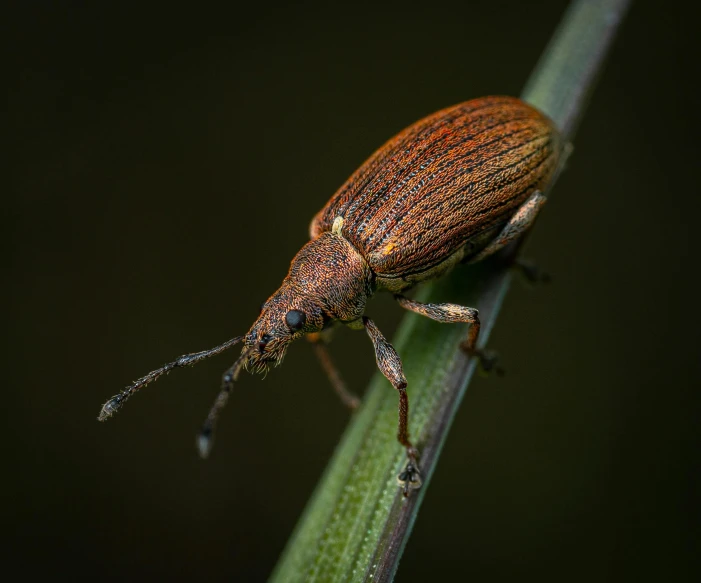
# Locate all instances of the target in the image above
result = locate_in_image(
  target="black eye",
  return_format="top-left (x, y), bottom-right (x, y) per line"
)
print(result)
top-left (285, 310), bottom-right (307, 332)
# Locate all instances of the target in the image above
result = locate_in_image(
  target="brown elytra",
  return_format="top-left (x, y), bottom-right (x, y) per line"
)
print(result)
top-left (311, 96), bottom-right (560, 287)
top-left (99, 95), bottom-right (562, 496)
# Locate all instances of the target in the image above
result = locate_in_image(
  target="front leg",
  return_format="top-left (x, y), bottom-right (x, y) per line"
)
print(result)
top-left (363, 316), bottom-right (422, 497)
top-left (306, 331), bottom-right (360, 411)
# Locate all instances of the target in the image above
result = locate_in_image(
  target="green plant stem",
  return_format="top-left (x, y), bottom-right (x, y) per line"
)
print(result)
top-left (270, 1), bottom-right (632, 581)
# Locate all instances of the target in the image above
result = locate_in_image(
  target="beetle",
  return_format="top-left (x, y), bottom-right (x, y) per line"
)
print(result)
top-left (99, 95), bottom-right (561, 496)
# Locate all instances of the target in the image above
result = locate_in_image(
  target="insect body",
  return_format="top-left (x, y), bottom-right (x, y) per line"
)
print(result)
top-left (99, 96), bottom-right (561, 496)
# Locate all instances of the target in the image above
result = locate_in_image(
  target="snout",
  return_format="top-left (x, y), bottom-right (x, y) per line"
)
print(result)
top-left (257, 333), bottom-right (273, 353)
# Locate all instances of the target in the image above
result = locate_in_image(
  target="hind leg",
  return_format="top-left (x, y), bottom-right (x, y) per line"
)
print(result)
top-left (468, 190), bottom-right (546, 264)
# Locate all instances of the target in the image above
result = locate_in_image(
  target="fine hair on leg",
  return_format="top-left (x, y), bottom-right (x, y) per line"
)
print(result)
top-left (394, 293), bottom-right (502, 374)
top-left (362, 316), bottom-right (422, 496)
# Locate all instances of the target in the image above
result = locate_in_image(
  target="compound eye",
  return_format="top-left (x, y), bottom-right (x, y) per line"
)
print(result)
top-left (285, 309), bottom-right (307, 332)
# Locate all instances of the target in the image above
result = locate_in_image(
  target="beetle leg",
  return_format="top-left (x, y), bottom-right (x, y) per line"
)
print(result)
top-left (395, 295), bottom-right (504, 375)
top-left (467, 190), bottom-right (546, 264)
top-left (363, 316), bottom-right (422, 496)
top-left (307, 332), bottom-right (361, 411)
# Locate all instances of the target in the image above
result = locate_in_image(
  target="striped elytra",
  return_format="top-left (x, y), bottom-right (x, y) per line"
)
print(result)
top-left (311, 95), bottom-right (561, 285)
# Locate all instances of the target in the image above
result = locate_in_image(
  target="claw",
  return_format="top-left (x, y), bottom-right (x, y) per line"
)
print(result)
top-left (477, 349), bottom-right (505, 376)
top-left (397, 461), bottom-right (422, 497)
top-left (460, 345), bottom-right (506, 376)
top-left (515, 259), bottom-right (551, 285)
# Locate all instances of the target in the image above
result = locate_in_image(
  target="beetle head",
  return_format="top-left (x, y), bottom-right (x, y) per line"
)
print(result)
top-left (243, 231), bottom-right (373, 372)
top-left (244, 289), bottom-right (323, 372)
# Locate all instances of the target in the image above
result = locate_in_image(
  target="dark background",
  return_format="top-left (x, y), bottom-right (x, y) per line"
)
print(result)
top-left (6, 1), bottom-right (699, 581)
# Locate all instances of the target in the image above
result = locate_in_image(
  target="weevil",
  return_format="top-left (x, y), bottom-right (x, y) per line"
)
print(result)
top-left (99, 95), bottom-right (561, 496)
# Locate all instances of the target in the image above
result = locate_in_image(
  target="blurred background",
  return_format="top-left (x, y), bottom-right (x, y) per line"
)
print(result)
top-left (6, 1), bottom-right (699, 581)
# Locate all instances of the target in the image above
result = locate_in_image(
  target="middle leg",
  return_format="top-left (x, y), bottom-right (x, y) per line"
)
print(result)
top-left (395, 294), bottom-right (501, 374)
